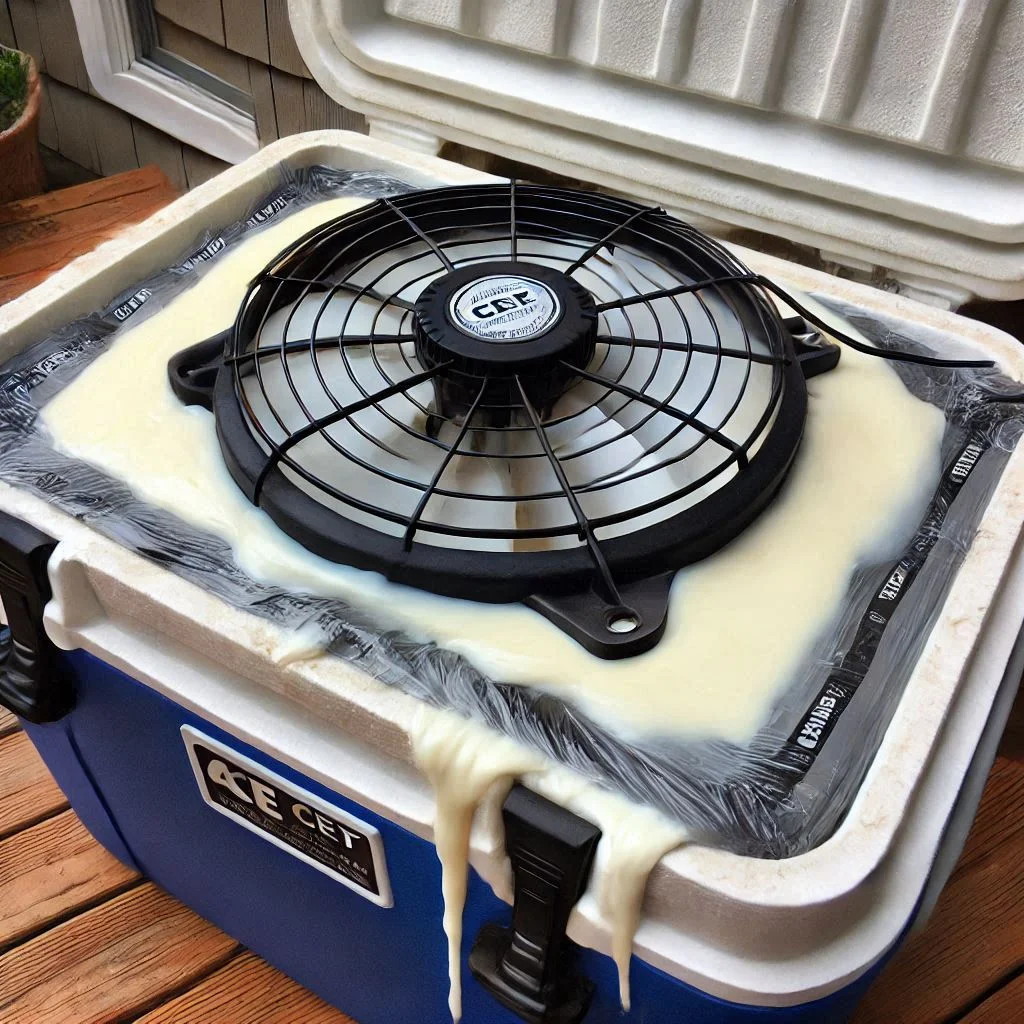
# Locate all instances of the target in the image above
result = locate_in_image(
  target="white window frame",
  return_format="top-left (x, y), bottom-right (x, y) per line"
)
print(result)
top-left (69, 0), bottom-right (259, 163)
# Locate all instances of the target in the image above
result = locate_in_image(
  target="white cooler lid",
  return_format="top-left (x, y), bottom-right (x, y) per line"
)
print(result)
top-left (289, 0), bottom-right (1024, 304)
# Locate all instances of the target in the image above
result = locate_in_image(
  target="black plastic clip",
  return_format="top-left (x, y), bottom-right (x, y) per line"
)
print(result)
top-left (167, 330), bottom-right (230, 411)
top-left (0, 511), bottom-right (74, 723)
top-left (784, 314), bottom-right (841, 380)
top-left (469, 785), bottom-right (601, 1024)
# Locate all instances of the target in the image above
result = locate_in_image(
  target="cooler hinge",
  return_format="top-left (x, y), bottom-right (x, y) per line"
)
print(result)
top-left (0, 510), bottom-right (74, 723)
top-left (469, 784), bottom-right (601, 1024)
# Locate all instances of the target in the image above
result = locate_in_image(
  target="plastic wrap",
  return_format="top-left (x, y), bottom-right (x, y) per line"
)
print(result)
top-left (0, 166), bottom-right (1021, 857)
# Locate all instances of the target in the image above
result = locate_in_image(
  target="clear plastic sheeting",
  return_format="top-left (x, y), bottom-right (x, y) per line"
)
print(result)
top-left (0, 167), bottom-right (1021, 858)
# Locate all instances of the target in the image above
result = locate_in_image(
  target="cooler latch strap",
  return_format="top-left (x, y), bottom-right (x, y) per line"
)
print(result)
top-left (0, 510), bottom-right (74, 723)
top-left (469, 784), bottom-right (601, 1024)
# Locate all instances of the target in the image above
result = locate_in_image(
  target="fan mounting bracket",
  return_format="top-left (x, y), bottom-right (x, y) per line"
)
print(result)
top-left (526, 571), bottom-right (675, 658)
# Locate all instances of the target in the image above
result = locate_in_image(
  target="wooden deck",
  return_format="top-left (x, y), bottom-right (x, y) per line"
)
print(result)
top-left (0, 165), bottom-right (180, 304)
top-left (0, 167), bottom-right (1022, 1023)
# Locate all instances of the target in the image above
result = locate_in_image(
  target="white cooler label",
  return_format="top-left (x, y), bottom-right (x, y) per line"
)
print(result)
top-left (182, 727), bottom-right (392, 907)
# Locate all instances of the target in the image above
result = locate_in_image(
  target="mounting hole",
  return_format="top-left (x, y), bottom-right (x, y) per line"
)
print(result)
top-left (607, 610), bottom-right (640, 634)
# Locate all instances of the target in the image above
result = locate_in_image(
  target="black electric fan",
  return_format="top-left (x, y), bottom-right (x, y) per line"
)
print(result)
top-left (170, 183), bottom-right (844, 658)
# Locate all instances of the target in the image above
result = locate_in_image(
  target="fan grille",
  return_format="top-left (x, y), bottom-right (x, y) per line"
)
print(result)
top-left (207, 184), bottom-right (809, 638)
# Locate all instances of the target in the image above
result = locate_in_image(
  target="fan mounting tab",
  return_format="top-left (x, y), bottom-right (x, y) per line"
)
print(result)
top-left (527, 573), bottom-right (674, 658)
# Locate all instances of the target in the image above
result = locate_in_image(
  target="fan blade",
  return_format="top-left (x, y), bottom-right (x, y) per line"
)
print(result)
top-left (344, 238), bottom-right (445, 307)
top-left (259, 290), bottom-right (409, 345)
top-left (240, 289), bottom-right (445, 539)
top-left (488, 425), bottom-right (573, 551)
top-left (568, 247), bottom-right (638, 308)
top-left (247, 292), bottom-right (418, 429)
top-left (594, 250), bottom-right (776, 465)
top-left (545, 386), bottom-right (611, 452)
top-left (414, 436), bottom-right (518, 551)
top-left (557, 405), bottom-right (740, 538)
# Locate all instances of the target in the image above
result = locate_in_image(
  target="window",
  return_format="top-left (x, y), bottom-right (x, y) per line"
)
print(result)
top-left (128, 0), bottom-right (255, 120)
top-left (69, 0), bottom-right (259, 162)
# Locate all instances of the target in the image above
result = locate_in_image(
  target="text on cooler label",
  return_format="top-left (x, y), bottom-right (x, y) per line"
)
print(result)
top-left (181, 727), bottom-right (392, 907)
top-left (204, 757), bottom-right (363, 847)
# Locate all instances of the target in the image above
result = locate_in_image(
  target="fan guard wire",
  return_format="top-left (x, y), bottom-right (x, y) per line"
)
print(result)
top-left (231, 186), bottom-right (786, 559)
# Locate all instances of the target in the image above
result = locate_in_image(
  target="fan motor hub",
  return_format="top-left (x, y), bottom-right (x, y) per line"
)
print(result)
top-left (414, 261), bottom-right (597, 419)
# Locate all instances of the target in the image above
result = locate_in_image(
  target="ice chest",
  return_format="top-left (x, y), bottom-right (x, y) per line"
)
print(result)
top-left (3, 2), bottom-right (1024, 1018)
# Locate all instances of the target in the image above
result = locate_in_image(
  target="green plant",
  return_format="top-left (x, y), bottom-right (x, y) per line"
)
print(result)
top-left (0, 45), bottom-right (29, 134)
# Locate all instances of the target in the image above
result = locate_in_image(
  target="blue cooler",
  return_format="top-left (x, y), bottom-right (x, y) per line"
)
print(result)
top-left (0, 405), bottom-right (1021, 1023)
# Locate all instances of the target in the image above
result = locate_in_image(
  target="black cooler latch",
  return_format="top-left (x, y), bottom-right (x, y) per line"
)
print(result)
top-left (0, 511), bottom-right (74, 723)
top-left (469, 785), bottom-right (601, 1024)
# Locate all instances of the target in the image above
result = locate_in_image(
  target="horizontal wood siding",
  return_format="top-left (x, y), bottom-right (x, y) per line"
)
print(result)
top-left (7, 0), bottom-right (42, 72)
top-left (303, 77), bottom-right (366, 132)
top-left (265, 0), bottom-right (309, 76)
top-left (248, 56), bottom-right (278, 141)
top-left (154, 0), bottom-right (225, 47)
top-left (4, 1), bottom-right (365, 192)
top-left (34, 0), bottom-right (88, 91)
top-left (183, 145), bottom-right (232, 188)
top-left (0, 0), bottom-right (17, 49)
top-left (268, 65), bottom-right (304, 137)
top-left (35, 71), bottom-right (57, 149)
top-left (223, 0), bottom-right (270, 63)
top-left (156, 16), bottom-right (252, 92)
top-left (132, 118), bottom-right (189, 191)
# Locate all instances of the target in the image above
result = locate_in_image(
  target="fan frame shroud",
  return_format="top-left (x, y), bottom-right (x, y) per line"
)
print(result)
top-left (170, 184), bottom-right (830, 657)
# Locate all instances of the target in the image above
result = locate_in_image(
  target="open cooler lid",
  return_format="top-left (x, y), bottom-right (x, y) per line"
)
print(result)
top-left (289, 1), bottom-right (1024, 305)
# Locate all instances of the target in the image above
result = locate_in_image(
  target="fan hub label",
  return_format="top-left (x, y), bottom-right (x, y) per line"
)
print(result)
top-left (450, 275), bottom-right (561, 341)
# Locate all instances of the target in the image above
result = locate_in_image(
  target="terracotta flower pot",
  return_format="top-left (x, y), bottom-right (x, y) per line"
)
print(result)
top-left (0, 52), bottom-right (45, 204)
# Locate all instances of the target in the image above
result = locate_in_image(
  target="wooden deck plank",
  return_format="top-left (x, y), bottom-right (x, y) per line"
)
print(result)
top-left (0, 189), bottom-right (173, 273)
top-left (0, 709), bottom-right (18, 738)
top-left (957, 971), bottom-right (1024, 1023)
top-left (948, 756), bottom-right (1024, 877)
top-left (0, 810), bottom-right (139, 950)
top-left (0, 731), bottom-right (67, 840)
top-left (997, 678), bottom-right (1024, 761)
top-left (0, 166), bottom-right (179, 304)
top-left (0, 883), bottom-right (240, 1024)
top-left (135, 950), bottom-right (357, 1024)
top-left (0, 165), bottom-right (171, 226)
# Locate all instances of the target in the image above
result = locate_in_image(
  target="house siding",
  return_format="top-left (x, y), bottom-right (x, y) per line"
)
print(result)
top-left (1, 0), bottom-right (367, 190)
